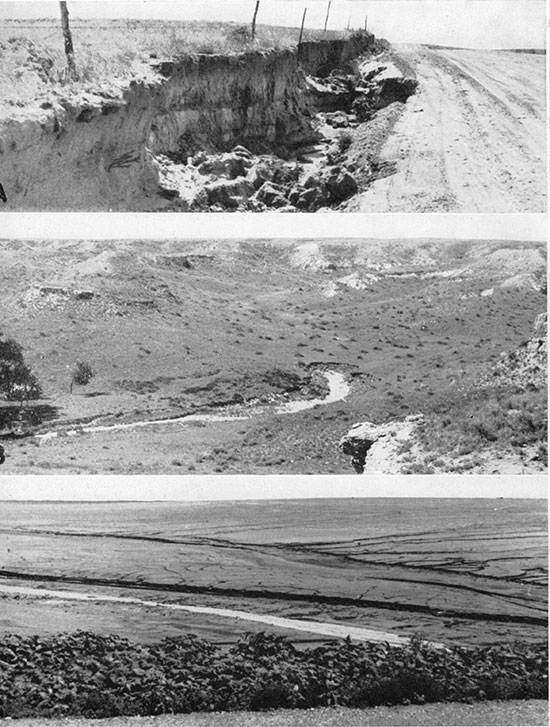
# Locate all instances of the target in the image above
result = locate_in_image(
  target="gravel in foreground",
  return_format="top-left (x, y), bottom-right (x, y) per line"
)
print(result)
top-left (7, 700), bottom-right (549, 727)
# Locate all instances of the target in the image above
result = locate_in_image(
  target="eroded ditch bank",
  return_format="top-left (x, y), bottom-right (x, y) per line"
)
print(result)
top-left (0, 33), bottom-right (418, 211)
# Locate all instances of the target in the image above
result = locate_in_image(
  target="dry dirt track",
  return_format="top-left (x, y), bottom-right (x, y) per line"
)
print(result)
top-left (348, 46), bottom-right (546, 212)
top-left (9, 701), bottom-right (549, 726)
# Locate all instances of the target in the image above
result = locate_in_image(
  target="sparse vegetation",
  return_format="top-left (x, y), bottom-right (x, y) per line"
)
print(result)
top-left (416, 387), bottom-right (548, 466)
top-left (0, 631), bottom-right (546, 718)
top-left (0, 239), bottom-right (545, 474)
top-left (336, 131), bottom-right (353, 154)
top-left (0, 17), bottom-right (350, 108)
top-left (69, 360), bottom-right (94, 394)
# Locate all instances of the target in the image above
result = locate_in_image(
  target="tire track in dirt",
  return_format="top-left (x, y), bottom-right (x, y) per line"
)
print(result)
top-left (349, 46), bottom-right (545, 212)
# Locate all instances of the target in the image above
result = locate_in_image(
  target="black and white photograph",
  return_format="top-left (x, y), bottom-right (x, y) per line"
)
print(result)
top-left (0, 476), bottom-right (547, 724)
top-left (0, 0), bottom-right (545, 211)
top-left (0, 0), bottom-right (547, 724)
top-left (0, 221), bottom-right (546, 476)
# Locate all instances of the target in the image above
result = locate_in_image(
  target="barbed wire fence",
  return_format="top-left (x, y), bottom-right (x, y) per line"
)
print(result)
top-left (1, 1), bottom-right (375, 37)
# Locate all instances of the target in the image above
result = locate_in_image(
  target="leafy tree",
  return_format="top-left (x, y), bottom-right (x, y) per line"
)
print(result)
top-left (70, 361), bottom-right (94, 394)
top-left (0, 336), bottom-right (42, 408)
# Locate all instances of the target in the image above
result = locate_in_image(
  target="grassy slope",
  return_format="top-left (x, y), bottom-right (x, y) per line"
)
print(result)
top-left (0, 238), bottom-right (545, 474)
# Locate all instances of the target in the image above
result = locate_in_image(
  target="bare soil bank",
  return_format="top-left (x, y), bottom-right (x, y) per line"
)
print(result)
top-left (0, 238), bottom-right (545, 475)
top-left (0, 19), bottom-right (544, 211)
top-left (0, 23), bottom-right (386, 211)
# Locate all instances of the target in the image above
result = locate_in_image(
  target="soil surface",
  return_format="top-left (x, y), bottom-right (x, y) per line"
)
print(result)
top-left (345, 46), bottom-right (546, 212)
top-left (0, 499), bottom-right (546, 647)
top-left (10, 700), bottom-right (548, 726)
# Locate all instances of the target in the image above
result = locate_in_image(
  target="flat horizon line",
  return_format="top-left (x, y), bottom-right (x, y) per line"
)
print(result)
top-left (1, 496), bottom-right (545, 503)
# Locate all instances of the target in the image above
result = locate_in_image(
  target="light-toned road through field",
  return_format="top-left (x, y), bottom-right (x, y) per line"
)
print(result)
top-left (0, 583), bottom-right (416, 647)
top-left (349, 46), bottom-right (546, 212)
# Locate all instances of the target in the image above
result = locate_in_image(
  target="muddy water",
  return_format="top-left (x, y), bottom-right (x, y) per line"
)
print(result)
top-left (36, 370), bottom-right (349, 442)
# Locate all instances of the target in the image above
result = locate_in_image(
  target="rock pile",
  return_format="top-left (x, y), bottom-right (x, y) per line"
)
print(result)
top-left (305, 59), bottom-right (418, 122)
top-left (153, 56), bottom-right (417, 211)
top-left (157, 143), bottom-right (359, 212)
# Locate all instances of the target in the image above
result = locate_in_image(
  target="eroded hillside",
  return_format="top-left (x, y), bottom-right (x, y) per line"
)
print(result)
top-left (0, 238), bottom-right (545, 474)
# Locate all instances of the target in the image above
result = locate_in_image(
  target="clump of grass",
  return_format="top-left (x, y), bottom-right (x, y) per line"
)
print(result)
top-left (417, 386), bottom-right (547, 464)
top-left (336, 130), bottom-right (353, 154)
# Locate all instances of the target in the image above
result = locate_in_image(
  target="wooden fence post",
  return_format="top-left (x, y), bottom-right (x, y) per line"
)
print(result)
top-left (298, 8), bottom-right (307, 46)
top-left (251, 0), bottom-right (260, 38)
top-left (324, 0), bottom-right (332, 32)
top-left (59, 1), bottom-right (76, 79)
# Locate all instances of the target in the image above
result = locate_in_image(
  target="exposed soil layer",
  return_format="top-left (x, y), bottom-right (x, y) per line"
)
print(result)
top-left (0, 238), bottom-right (545, 474)
top-left (0, 32), bottom-right (389, 211)
top-left (0, 35), bottom-right (542, 211)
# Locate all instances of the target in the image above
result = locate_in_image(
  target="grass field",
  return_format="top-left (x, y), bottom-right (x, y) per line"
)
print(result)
top-left (0, 238), bottom-right (545, 474)
top-left (0, 17), bottom-right (347, 109)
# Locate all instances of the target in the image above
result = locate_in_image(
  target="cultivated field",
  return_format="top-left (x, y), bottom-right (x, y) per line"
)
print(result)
top-left (0, 238), bottom-right (545, 474)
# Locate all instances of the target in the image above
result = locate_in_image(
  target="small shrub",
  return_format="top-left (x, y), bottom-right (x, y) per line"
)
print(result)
top-left (336, 131), bottom-right (352, 154)
top-left (70, 361), bottom-right (94, 394)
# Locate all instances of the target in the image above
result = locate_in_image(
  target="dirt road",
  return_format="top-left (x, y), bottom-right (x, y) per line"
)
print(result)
top-left (11, 701), bottom-right (547, 727)
top-left (347, 46), bottom-right (546, 212)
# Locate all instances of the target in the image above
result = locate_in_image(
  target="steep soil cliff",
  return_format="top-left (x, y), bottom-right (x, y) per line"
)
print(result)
top-left (0, 33), bottom-right (382, 211)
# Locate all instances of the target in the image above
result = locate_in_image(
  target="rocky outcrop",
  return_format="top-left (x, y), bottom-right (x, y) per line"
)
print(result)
top-left (340, 415), bottom-right (423, 473)
top-left (0, 34), bottom-right (381, 211)
top-left (155, 142), bottom-right (360, 211)
top-left (490, 312), bottom-right (547, 389)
